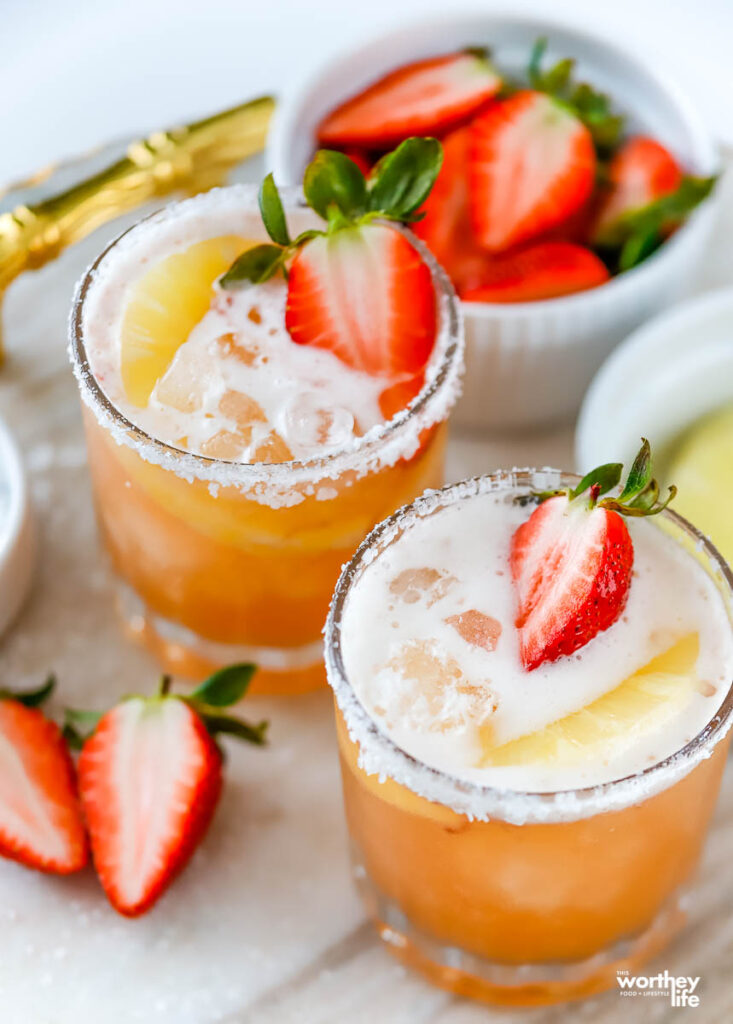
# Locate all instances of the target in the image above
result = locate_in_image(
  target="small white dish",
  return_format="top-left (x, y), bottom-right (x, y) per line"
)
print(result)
top-left (0, 416), bottom-right (35, 637)
top-left (268, 12), bottom-right (719, 432)
top-left (575, 287), bottom-right (733, 471)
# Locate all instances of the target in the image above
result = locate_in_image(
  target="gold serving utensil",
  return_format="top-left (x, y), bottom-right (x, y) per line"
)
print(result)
top-left (0, 95), bottom-right (274, 363)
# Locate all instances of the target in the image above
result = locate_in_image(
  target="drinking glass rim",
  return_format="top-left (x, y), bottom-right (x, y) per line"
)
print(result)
top-left (68, 184), bottom-right (464, 503)
top-left (324, 469), bottom-right (733, 824)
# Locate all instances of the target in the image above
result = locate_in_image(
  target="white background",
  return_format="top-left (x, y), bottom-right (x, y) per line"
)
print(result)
top-left (3, 0), bottom-right (733, 184)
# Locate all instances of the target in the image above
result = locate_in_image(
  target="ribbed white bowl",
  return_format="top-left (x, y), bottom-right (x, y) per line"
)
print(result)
top-left (268, 12), bottom-right (719, 431)
top-left (0, 416), bottom-right (35, 637)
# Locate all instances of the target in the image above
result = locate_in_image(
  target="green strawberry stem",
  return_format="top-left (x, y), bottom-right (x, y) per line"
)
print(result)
top-left (527, 37), bottom-right (624, 153)
top-left (0, 674), bottom-right (56, 708)
top-left (64, 663), bottom-right (267, 751)
top-left (533, 438), bottom-right (676, 517)
top-left (219, 137), bottom-right (444, 290)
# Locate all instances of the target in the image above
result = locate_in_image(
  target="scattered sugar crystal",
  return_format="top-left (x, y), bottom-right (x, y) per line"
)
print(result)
top-left (388, 567), bottom-right (456, 606)
top-left (446, 609), bottom-right (502, 652)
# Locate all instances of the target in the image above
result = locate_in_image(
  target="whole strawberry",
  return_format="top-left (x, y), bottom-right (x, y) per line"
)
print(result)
top-left (69, 665), bottom-right (266, 917)
top-left (511, 440), bottom-right (676, 670)
top-left (220, 138), bottom-right (444, 391)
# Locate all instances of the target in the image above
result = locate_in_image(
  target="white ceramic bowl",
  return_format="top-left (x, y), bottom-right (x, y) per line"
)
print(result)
top-left (268, 12), bottom-right (719, 432)
top-left (0, 416), bottom-right (35, 637)
top-left (575, 287), bottom-right (733, 471)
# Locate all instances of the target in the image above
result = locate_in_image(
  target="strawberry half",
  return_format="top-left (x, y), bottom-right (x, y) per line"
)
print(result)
top-left (73, 665), bottom-right (266, 917)
top-left (285, 224), bottom-right (435, 377)
top-left (468, 90), bottom-right (596, 252)
top-left (511, 441), bottom-right (676, 670)
top-left (220, 139), bottom-right (445, 402)
top-left (317, 51), bottom-right (502, 148)
top-left (460, 242), bottom-right (609, 303)
top-left (0, 678), bottom-right (87, 874)
top-left (593, 136), bottom-right (682, 245)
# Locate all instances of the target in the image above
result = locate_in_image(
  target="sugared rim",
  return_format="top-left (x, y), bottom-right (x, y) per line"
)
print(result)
top-left (68, 184), bottom-right (464, 505)
top-left (324, 469), bottom-right (733, 824)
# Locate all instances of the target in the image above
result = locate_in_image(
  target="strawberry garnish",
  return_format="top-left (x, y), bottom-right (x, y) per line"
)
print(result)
top-left (468, 90), bottom-right (596, 252)
top-left (221, 138), bottom-right (443, 391)
top-left (317, 51), bottom-right (502, 148)
top-left (460, 242), bottom-right (609, 303)
top-left (511, 440), bottom-right (676, 670)
top-left (72, 665), bottom-right (266, 917)
top-left (0, 677), bottom-right (87, 874)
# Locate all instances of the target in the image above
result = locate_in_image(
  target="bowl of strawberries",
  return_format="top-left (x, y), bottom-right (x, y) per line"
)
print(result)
top-left (268, 13), bottom-right (718, 430)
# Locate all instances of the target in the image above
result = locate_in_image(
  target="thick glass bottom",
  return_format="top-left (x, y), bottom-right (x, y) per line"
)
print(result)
top-left (115, 580), bottom-right (326, 694)
top-left (353, 852), bottom-right (688, 1007)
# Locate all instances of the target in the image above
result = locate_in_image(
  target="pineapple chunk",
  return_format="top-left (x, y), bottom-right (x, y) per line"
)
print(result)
top-left (479, 634), bottom-right (699, 767)
top-left (120, 235), bottom-right (253, 407)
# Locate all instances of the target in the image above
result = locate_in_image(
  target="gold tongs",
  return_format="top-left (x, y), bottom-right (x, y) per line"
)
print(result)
top-left (0, 95), bottom-right (274, 362)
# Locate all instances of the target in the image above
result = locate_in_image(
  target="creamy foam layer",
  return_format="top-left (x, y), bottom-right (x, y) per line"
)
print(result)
top-left (341, 487), bottom-right (733, 792)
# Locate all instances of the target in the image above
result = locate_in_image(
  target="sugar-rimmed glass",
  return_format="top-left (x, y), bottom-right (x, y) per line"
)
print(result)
top-left (325, 469), bottom-right (733, 1005)
top-left (69, 185), bottom-right (463, 694)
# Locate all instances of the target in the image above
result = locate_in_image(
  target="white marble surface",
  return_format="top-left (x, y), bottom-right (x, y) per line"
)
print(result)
top-left (0, 162), bottom-right (732, 1022)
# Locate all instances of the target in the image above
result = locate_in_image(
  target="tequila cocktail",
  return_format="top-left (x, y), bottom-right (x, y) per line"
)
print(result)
top-left (325, 460), bottom-right (733, 1005)
top-left (70, 142), bottom-right (462, 693)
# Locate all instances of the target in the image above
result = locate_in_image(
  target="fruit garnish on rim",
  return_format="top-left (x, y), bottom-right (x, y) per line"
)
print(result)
top-left (511, 439), bottom-right (676, 671)
top-left (0, 675), bottom-right (88, 876)
top-left (66, 663), bottom-right (266, 917)
top-left (220, 138), bottom-right (443, 405)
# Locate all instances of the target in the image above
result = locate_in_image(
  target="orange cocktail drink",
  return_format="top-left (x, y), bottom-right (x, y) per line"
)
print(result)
top-left (325, 469), bottom-right (733, 1004)
top-left (70, 150), bottom-right (463, 694)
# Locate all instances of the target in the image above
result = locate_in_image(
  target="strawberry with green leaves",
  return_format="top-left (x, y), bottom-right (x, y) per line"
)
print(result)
top-left (593, 137), bottom-right (716, 269)
top-left (69, 664), bottom-right (266, 917)
top-left (221, 138), bottom-right (444, 388)
top-left (511, 440), bottom-right (676, 671)
top-left (0, 676), bottom-right (88, 875)
top-left (317, 50), bottom-right (502, 148)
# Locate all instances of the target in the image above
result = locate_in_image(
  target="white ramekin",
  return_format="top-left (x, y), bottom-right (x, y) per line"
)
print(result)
top-left (0, 416), bottom-right (35, 637)
top-left (575, 287), bottom-right (733, 472)
top-left (268, 12), bottom-right (719, 432)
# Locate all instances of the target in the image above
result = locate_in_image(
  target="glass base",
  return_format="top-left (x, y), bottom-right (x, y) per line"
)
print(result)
top-left (115, 581), bottom-right (326, 695)
top-left (353, 855), bottom-right (688, 1007)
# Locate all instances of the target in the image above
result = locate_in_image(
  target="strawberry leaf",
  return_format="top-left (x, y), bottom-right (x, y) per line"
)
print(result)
top-left (304, 150), bottom-right (368, 221)
top-left (201, 712), bottom-right (269, 745)
top-left (368, 137), bottom-right (443, 220)
top-left (190, 663), bottom-right (257, 707)
top-left (616, 175), bottom-right (717, 271)
top-left (220, 243), bottom-right (286, 289)
top-left (617, 438), bottom-right (652, 501)
top-left (570, 462), bottom-right (623, 501)
top-left (259, 173), bottom-right (291, 246)
top-left (63, 707), bottom-right (103, 749)
top-left (0, 673), bottom-right (56, 708)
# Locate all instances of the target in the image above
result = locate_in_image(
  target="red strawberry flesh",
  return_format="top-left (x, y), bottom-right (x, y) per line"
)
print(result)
top-left (594, 136), bottom-right (683, 242)
top-left (0, 701), bottom-right (88, 874)
top-left (79, 698), bottom-right (222, 917)
top-left (318, 52), bottom-right (502, 148)
top-left (510, 495), bottom-right (633, 670)
top-left (469, 91), bottom-right (596, 252)
top-left (285, 223), bottom-right (436, 379)
top-left (460, 242), bottom-right (609, 303)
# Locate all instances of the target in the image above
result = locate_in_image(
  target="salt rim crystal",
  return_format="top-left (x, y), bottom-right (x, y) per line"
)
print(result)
top-left (68, 185), bottom-right (464, 509)
top-left (324, 469), bottom-right (733, 825)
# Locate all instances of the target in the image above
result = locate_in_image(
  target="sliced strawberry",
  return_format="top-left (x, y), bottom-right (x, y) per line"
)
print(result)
top-left (318, 52), bottom-right (502, 148)
top-left (593, 136), bottom-right (683, 244)
top-left (511, 495), bottom-right (633, 670)
top-left (79, 698), bottom-right (221, 917)
top-left (460, 242), bottom-right (609, 303)
top-left (468, 91), bottom-right (596, 252)
top-left (0, 700), bottom-right (88, 874)
top-left (285, 223), bottom-right (436, 378)
top-left (379, 371), bottom-right (425, 420)
top-left (413, 126), bottom-right (493, 292)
